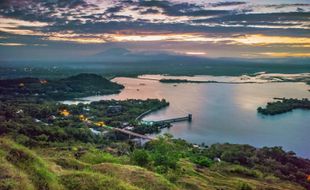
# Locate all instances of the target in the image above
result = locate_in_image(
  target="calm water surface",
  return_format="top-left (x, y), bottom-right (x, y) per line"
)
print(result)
top-left (66, 76), bottom-right (310, 158)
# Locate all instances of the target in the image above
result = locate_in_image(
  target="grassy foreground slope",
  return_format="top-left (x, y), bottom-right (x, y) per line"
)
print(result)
top-left (0, 138), bottom-right (173, 190)
top-left (0, 137), bottom-right (306, 190)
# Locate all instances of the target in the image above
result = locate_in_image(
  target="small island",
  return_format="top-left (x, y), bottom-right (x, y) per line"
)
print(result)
top-left (257, 98), bottom-right (310, 115)
top-left (159, 79), bottom-right (217, 83)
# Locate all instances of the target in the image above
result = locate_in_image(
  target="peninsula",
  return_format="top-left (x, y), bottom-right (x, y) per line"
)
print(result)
top-left (257, 98), bottom-right (310, 115)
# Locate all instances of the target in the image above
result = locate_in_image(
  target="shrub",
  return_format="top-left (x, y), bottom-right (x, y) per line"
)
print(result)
top-left (228, 165), bottom-right (262, 178)
top-left (131, 149), bottom-right (150, 167)
top-left (238, 182), bottom-right (253, 190)
top-left (190, 156), bottom-right (212, 167)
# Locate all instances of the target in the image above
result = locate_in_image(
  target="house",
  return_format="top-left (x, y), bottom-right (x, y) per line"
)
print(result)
top-left (60, 109), bottom-right (70, 117)
top-left (48, 115), bottom-right (56, 120)
top-left (79, 114), bottom-right (88, 121)
top-left (16, 109), bottom-right (24, 114)
top-left (106, 105), bottom-right (123, 115)
top-left (140, 120), bottom-right (154, 126)
top-left (90, 128), bottom-right (101, 135)
top-left (130, 138), bottom-right (150, 147)
top-left (83, 107), bottom-right (90, 111)
top-left (214, 157), bottom-right (221, 162)
top-left (40, 80), bottom-right (48, 84)
top-left (47, 115), bottom-right (57, 122)
top-left (122, 122), bottom-right (129, 127)
top-left (124, 126), bottom-right (134, 131)
top-left (94, 121), bottom-right (106, 127)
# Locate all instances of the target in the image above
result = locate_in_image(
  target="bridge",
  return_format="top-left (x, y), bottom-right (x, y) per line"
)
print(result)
top-left (88, 121), bottom-right (156, 140)
top-left (104, 114), bottom-right (192, 140)
top-left (141, 114), bottom-right (192, 126)
top-left (135, 109), bottom-right (156, 121)
top-left (88, 112), bottom-right (192, 141)
top-left (96, 125), bottom-right (156, 140)
top-left (153, 114), bottom-right (192, 124)
top-left (113, 127), bottom-right (156, 140)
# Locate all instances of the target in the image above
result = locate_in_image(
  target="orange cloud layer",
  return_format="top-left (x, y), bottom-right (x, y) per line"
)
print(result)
top-left (259, 52), bottom-right (310, 57)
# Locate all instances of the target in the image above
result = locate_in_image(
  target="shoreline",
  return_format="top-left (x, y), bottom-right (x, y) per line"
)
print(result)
top-left (135, 73), bottom-right (310, 86)
top-left (135, 102), bottom-right (170, 121)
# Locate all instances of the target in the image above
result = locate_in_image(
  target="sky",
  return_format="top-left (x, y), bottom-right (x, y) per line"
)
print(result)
top-left (0, 0), bottom-right (309, 60)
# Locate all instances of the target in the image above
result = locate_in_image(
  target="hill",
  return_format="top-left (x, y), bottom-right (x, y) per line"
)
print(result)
top-left (0, 136), bottom-right (308, 190)
top-left (0, 73), bottom-right (124, 101)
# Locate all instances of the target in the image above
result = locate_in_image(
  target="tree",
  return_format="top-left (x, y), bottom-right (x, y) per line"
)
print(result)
top-left (131, 149), bottom-right (150, 167)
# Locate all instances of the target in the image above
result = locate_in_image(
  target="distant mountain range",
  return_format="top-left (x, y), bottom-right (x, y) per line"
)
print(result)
top-left (1, 48), bottom-right (309, 78)
top-left (86, 48), bottom-right (310, 64)
top-left (88, 47), bottom-right (194, 62)
top-left (92, 48), bottom-right (131, 57)
top-left (1, 47), bottom-right (309, 65)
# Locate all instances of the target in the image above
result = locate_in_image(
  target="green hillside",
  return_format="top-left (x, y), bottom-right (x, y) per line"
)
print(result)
top-left (0, 136), bottom-right (308, 190)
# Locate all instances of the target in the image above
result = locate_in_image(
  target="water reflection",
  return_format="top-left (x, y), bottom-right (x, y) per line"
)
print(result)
top-left (64, 76), bottom-right (310, 158)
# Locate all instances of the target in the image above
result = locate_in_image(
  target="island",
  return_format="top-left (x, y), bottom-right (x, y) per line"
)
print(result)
top-left (159, 79), bottom-right (217, 83)
top-left (257, 98), bottom-right (310, 115)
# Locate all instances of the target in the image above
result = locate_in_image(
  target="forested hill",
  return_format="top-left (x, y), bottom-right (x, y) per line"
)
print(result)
top-left (0, 73), bottom-right (124, 101)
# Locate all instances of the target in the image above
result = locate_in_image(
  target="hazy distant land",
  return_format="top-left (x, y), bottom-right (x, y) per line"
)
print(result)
top-left (1, 50), bottom-right (310, 79)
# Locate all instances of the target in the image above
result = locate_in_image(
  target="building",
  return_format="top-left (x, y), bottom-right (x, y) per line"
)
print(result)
top-left (106, 105), bottom-right (123, 115)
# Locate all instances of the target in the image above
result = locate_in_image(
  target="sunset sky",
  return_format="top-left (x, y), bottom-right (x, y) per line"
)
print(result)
top-left (0, 0), bottom-right (309, 60)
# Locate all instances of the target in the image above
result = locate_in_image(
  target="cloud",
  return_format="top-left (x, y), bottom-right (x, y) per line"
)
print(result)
top-left (192, 12), bottom-right (310, 31)
top-left (1, 0), bottom-right (308, 35)
top-left (264, 3), bottom-right (310, 9)
top-left (297, 7), bottom-right (305, 12)
top-left (231, 34), bottom-right (310, 46)
top-left (259, 52), bottom-right (310, 57)
top-left (0, 42), bottom-right (26, 46)
top-left (44, 0), bottom-right (89, 8)
top-left (137, 0), bottom-right (230, 17)
top-left (0, 17), bottom-right (48, 36)
top-left (46, 34), bottom-right (107, 44)
top-left (211, 1), bottom-right (247, 7)
top-left (105, 5), bottom-right (123, 14)
top-left (107, 14), bottom-right (133, 21)
top-left (0, 0), bottom-right (309, 59)
top-left (200, 12), bottom-right (310, 23)
top-left (140, 8), bottom-right (160, 14)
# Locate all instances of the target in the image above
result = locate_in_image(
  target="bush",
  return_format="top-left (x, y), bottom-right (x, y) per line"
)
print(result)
top-left (190, 156), bottom-right (212, 167)
top-left (238, 182), bottom-right (253, 190)
top-left (228, 165), bottom-right (262, 178)
top-left (131, 149), bottom-right (150, 167)
top-left (61, 171), bottom-right (135, 190)
top-left (79, 150), bottom-right (122, 164)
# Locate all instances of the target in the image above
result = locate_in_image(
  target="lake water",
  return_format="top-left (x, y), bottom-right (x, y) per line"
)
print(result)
top-left (64, 76), bottom-right (310, 158)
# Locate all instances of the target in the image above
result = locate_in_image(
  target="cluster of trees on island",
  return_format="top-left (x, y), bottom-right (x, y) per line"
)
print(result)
top-left (159, 79), bottom-right (216, 83)
top-left (257, 98), bottom-right (310, 115)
